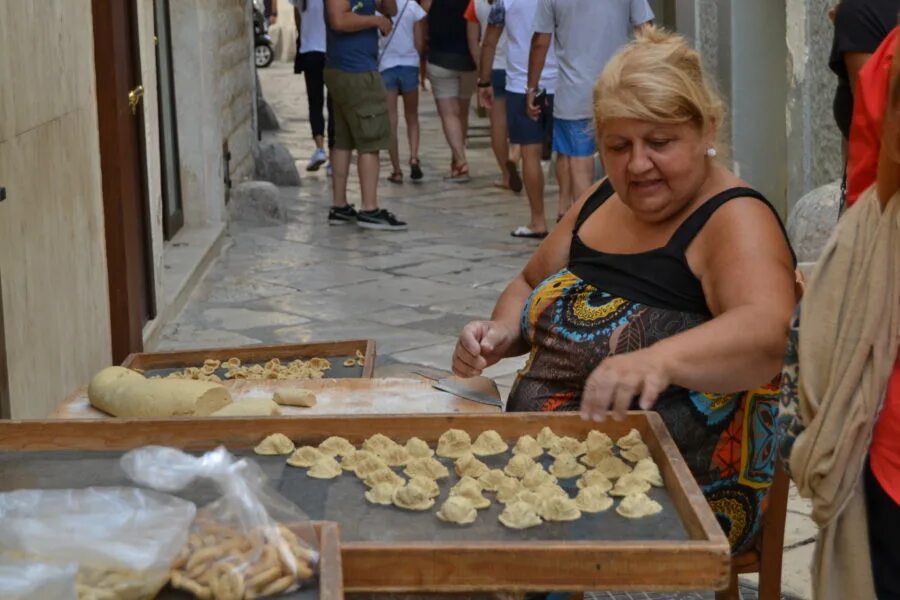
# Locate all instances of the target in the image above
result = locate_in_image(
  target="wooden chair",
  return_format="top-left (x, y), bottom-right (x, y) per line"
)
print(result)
top-left (716, 460), bottom-right (792, 600)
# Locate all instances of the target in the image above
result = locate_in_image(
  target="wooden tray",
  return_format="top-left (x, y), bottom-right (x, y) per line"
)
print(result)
top-left (0, 413), bottom-right (729, 593)
top-left (122, 339), bottom-right (376, 379)
top-left (50, 378), bottom-right (501, 419)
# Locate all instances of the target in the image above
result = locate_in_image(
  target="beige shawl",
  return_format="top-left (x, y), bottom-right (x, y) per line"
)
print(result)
top-left (790, 187), bottom-right (900, 600)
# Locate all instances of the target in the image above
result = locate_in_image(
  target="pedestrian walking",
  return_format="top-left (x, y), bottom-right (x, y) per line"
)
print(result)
top-left (378, 0), bottom-right (428, 184)
top-left (293, 0), bottom-right (336, 172)
top-left (421, 0), bottom-right (478, 182)
top-left (325, 0), bottom-right (408, 230)
top-left (465, 0), bottom-right (522, 193)
top-left (478, 0), bottom-right (558, 238)
top-left (527, 0), bottom-right (653, 220)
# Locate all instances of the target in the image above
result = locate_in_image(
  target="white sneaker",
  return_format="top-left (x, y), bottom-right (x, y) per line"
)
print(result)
top-left (306, 148), bottom-right (327, 172)
top-left (325, 162), bottom-right (333, 177)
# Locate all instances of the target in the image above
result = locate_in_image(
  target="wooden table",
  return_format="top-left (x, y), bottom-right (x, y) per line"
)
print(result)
top-left (51, 377), bottom-right (502, 419)
top-left (0, 413), bottom-right (730, 593)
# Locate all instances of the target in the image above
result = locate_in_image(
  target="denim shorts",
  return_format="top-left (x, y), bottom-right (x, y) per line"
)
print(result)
top-left (552, 117), bottom-right (596, 157)
top-left (491, 69), bottom-right (507, 99)
top-left (506, 91), bottom-right (554, 146)
top-left (380, 65), bottom-right (419, 93)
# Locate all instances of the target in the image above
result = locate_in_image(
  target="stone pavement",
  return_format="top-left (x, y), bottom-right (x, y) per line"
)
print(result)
top-left (157, 62), bottom-right (817, 599)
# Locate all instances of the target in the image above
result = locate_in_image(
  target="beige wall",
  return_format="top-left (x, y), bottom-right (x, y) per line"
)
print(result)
top-left (219, 0), bottom-right (257, 181)
top-left (0, 0), bottom-right (113, 418)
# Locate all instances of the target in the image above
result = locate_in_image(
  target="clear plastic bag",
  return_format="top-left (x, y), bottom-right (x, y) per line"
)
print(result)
top-left (0, 559), bottom-right (78, 600)
top-left (121, 445), bottom-right (319, 599)
top-left (0, 487), bottom-right (196, 600)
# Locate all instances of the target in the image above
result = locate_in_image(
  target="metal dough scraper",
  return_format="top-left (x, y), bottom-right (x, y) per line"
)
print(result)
top-left (412, 372), bottom-right (504, 408)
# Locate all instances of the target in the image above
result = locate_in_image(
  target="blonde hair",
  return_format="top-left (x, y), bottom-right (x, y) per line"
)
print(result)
top-left (593, 27), bottom-right (724, 139)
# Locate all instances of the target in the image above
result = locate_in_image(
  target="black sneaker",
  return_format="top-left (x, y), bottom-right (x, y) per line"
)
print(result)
top-left (328, 204), bottom-right (358, 225)
top-left (357, 209), bottom-right (408, 231)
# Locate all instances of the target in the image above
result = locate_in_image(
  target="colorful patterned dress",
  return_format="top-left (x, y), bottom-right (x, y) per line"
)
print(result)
top-left (507, 181), bottom-right (793, 553)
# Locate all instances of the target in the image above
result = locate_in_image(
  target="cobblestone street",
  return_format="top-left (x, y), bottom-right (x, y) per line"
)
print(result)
top-left (158, 62), bottom-right (816, 599)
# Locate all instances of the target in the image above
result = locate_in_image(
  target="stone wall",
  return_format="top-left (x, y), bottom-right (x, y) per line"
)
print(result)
top-left (216, 0), bottom-right (256, 182)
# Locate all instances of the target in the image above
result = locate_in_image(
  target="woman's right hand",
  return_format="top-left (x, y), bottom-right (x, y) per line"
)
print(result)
top-left (452, 321), bottom-right (518, 377)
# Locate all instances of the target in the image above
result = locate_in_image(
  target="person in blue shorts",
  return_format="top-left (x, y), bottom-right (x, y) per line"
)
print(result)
top-left (527, 0), bottom-right (653, 219)
top-left (378, 0), bottom-right (428, 183)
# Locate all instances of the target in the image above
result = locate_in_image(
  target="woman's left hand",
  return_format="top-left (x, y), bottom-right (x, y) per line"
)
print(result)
top-left (580, 349), bottom-right (671, 422)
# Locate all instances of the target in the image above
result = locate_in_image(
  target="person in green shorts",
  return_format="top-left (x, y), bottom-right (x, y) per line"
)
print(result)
top-left (325, 0), bottom-right (408, 230)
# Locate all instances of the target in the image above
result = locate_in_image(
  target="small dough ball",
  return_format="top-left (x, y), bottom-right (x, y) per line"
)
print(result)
top-left (585, 430), bottom-right (614, 453)
top-left (365, 482), bottom-right (395, 505)
top-left (512, 490), bottom-right (541, 507)
top-left (272, 389), bottom-right (317, 407)
top-left (436, 496), bottom-right (477, 525)
top-left (409, 475), bottom-right (441, 498)
top-left (471, 430), bottom-right (509, 456)
top-left (354, 455), bottom-right (389, 478)
top-left (539, 496), bottom-right (582, 522)
top-left (404, 456), bottom-right (450, 480)
top-left (536, 426), bottom-right (559, 449)
top-left (455, 453), bottom-right (489, 478)
top-left (595, 456), bottom-right (632, 480)
top-left (393, 482), bottom-right (436, 511)
top-left (286, 446), bottom-right (323, 468)
top-left (318, 436), bottom-right (356, 457)
top-left (254, 433), bottom-right (295, 455)
top-left (307, 455), bottom-right (342, 479)
top-left (496, 476), bottom-right (524, 504)
top-left (617, 428), bottom-right (644, 449)
top-left (610, 473), bottom-right (652, 497)
top-left (575, 486), bottom-right (614, 513)
top-left (616, 493), bottom-right (663, 519)
top-left (504, 454), bottom-right (537, 478)
top-left (577, 469), bottom-right (613, 493)
top-left (362, 433), bottom-right (400, 456)
top-left (548, 436), bottom-right (586, 458)
top-left (581, 447), bottom-right (615, 468)
top-left (343, 358), bottom-right (357, 367)
top-left (620, 443), bottom-right (651, 463)
top-left (213, 398), bottom-right (281, 417)
top-left (405, 437), bottom-right (435, 458)
top-left (340, 449), bottom-right (377, 471)
top-left (477, 469), bottom-right (510, 492)
top-left (363, 467), bottom-right (405, 489)
top-left (548, 453), bottom-right (587, 478)
top-left (512, 435), bottom-right (544, 459)
top-left (499, 501), bottom-right (542, 529)
top-left (436, 429), bottom-right (472, 458)
top-left (378, 444), bottom-right (411, 467)
top-left (520, 464), bottom-right (558, 490)
top-left (632, 458), bottom-right (663, 487)
top-left (450, 477), bottom-right (491, 509)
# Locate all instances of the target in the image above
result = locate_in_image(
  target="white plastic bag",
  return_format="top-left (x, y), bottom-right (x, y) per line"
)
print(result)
top-left (0, 487), bottom-right (196, 599)
top-left (0, 559), bottom-right (78, 600)
top-left (122, 446), bottom-right (319, 598)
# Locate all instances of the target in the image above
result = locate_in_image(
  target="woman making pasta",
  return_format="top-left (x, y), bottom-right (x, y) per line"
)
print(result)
top-left (452, 28), bottom-right (797, 554)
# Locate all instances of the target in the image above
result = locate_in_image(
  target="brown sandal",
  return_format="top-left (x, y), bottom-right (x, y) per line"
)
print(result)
top-left (445, 161), bottom-right (470, 183)
top-left (387, 171), bottom-right (403, 184)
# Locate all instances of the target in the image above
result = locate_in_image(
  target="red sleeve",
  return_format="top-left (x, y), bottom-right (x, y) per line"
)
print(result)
top-left (464, 0), bottom-right (478, 23)
top-left (846, 28), bottom-right (897, 205)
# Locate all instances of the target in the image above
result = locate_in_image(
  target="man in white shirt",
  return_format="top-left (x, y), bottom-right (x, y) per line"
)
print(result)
top-left (478, 0), bottom-right (558, 238)
top-left (527, 0), bottom-right (653, 217)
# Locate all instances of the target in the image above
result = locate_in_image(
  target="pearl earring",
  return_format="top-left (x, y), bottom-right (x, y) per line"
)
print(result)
top-left (706, 147), bottom-right (718, 158)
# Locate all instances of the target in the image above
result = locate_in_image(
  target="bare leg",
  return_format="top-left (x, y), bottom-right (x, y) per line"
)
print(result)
top-left (386, 89), bottom-right (401, 176)
top-left (357, 151), bottom-right (380, 212)
top-left (331, 148), bottom-right (352, 207)
top-left (509, 143), bottom-right (521, 165)
top-left (490, 96), bottom-right (511, 186)
top-left (402, 89), bottom-right (420, 162)
top-left (313, 135), bottom-right (325, 151)
top-left (570, 155), bottom-right (595, 205)
top-left (556, 154), bottom-right (573, 220)
top-left (460, 96), bottom-right (471, 148)
top-left (521, 143), bottom-right (547, 232)
top-left (435, 97), bottom-right (467, 167)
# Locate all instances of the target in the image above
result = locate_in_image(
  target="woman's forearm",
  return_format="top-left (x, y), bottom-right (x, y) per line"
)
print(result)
top-left (648, 305), bottom-right (790, 393)
top-left (489, 275), bottom-right (533, 358)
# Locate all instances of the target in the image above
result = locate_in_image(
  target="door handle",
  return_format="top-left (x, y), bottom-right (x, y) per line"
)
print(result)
top-left (128, 85), bottom-right (144, 115)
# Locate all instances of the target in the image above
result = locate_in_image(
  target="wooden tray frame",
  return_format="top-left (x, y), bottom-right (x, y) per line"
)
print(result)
top-left (308, 521), bottom-right (344, 600)
top-left (0, 413), bottom-right (729, 593)
top-left (121, 339), bottom-right (376, 379)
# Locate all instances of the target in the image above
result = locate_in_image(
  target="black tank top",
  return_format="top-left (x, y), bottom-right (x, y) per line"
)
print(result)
top-left (569, 180), bottom-right (795, 316)
top-left (427, 0), bottom-right (476, 71)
